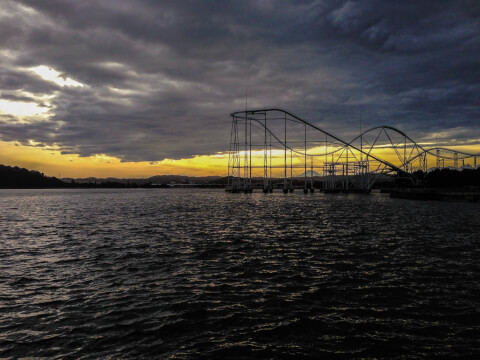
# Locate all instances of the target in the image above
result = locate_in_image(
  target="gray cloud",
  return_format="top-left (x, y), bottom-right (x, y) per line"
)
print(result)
top-left (0, 0), bottom-right (479, 161)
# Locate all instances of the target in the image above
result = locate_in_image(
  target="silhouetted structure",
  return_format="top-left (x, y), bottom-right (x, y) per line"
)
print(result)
top-left (227, 108), bottom-right (480, 193)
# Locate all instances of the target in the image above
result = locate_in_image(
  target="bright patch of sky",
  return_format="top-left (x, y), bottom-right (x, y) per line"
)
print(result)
top-left (30, 65), bottom-right (85, 88)
top-left (0, 99), bottom-right (49, 117)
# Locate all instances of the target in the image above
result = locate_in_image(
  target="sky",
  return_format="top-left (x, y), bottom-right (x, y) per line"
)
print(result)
top-left (0, 0), bottom-right (479, 177)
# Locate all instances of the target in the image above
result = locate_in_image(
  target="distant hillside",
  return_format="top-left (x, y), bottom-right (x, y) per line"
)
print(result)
top-left (0, 164), bottom-right (227, 188)
top-left (148, 175), bottom-right (221, 184)
top-left (0, 165), bottom-right (67, 188)
top-left (2, 163), bottom-right (479, 190)
top-left (298, 170), bottom-right (322, 177)
top-left (64, 174), bottom-right (222, 185)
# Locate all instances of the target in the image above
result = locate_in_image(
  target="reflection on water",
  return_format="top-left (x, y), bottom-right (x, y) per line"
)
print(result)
top-left (0, 189), bottom-right (479, 358)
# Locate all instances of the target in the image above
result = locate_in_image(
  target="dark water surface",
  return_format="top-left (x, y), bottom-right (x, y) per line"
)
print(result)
top-left (0, 188), bottom-right (479, 358)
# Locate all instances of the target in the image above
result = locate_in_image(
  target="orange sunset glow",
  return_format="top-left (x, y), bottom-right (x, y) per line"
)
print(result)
top-left (0, 140), bottom-right (229, 178)
top-left (2, 2), bottom-right (480, 359)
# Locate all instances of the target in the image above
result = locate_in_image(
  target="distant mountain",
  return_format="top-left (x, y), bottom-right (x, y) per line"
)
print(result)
top-left (298, 170), bottom-right (322, 177)
top-left (0, 165), bottom-right (67, 188)
top-left (3, 163), bottom-right (479, 190)
top-left (64, 175), bottom-right (222, 185)
top-left (0, 164), bottom-right (226, 188)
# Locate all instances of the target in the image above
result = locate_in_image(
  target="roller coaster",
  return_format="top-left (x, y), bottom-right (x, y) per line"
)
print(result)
top-left (227, 108), bottom-right (480, 193)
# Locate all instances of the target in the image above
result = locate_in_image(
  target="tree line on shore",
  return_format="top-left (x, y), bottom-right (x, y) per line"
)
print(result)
top-left (0, 164), bottom-right (227, 188)
top-left (1, 164), bottom-right (479, 189)
top-left (0, 165), bottom-right (159, 188)
top-left (412, 168), bottom-right (480, 188)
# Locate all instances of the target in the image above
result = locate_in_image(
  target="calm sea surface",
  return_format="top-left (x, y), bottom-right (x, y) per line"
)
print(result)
top-left (0, 188), bottom-right (479, 358)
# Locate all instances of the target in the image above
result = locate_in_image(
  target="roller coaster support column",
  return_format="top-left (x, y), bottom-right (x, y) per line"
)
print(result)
top-left (263, 115), bottom-right (268, 193)
top-left (227, 115), bottom-right (241, 192)
top-left (269, 133), bottom-right (273, 192)
top-left (249, 119), bottom-right (252, 192)
top-left (421, 152), bottom-right (427, 172)
top-left (365, 161), bottom-right (372, 192)
top-left (283, 113), bottom-right (288, 193)
top-left (310, 156), bottom-right (315, 193)
top-left (304, 124), bottom-right (308, 193)
top-left (227, 116), bottom-right (233, 191)
top-left (244, 118), bottom-right (248, 192)
top-left (289, 150), bottom-right (293, 192)
top-left (346, 147), bottom-right (349, 192)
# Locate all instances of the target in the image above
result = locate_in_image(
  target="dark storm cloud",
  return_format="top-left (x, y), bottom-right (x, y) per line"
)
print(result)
top-left (0, 0), bottom-right (479, 160)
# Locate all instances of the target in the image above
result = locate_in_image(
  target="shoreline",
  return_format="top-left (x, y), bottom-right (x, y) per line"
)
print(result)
top-left (389, 189), bottom-right (480, 202)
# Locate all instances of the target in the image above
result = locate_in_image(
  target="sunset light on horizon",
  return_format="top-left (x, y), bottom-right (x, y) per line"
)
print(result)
top-left (1, 1), bottom-right (479, 179)
top-left (2, 2), bottom-right (480, 359)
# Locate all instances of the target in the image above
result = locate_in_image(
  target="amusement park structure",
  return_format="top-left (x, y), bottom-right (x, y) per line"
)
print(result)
top-left (227, 108), bottom-right (480, 193)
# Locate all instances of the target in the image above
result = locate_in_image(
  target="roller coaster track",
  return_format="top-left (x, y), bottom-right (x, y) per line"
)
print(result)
top-left (227, 108), bottom-right (480, 192)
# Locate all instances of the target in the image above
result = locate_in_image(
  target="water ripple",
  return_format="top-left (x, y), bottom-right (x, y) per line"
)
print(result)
top-left (0, 188), bottom-right (479, 358)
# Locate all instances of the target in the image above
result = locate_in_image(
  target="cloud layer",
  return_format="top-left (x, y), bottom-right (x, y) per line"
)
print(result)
top-left (0, 0), bottom-right (479, 161)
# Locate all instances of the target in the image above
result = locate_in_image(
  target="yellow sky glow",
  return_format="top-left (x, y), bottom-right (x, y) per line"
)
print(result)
top-left (0, 140), bottom-right (229, 178)
top-left (1, 141), bottom-right (479, 179)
